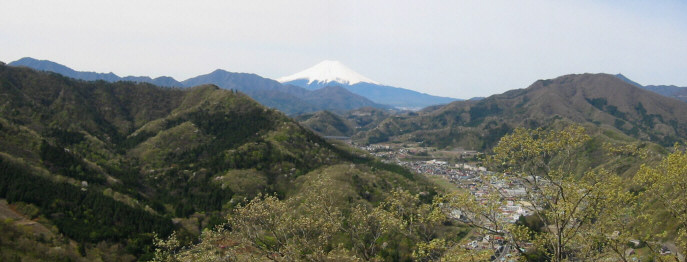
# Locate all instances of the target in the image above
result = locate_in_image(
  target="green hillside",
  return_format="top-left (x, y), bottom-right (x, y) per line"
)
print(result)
top-left (297, 107), bottom-right (394, 137)
top-left (0, 64), bottom-right (437, 260)
top-left (296, 110), bottom-right (356, 137)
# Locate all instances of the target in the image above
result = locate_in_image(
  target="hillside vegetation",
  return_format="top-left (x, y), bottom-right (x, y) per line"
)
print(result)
top-left (298, 107), bottom-right (394, 138)
top-left (153, 125), bottom-right (687, 262)
top-left (0, 64), bottom-right (440, 260)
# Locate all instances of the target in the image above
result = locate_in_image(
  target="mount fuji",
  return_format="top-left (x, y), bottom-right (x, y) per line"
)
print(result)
top-left (278, 60), bottom-right (459, 109)
top-left (277, 60), bottom-right (379, 86)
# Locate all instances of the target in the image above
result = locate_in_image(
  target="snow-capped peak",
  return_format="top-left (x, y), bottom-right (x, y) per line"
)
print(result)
top-left (277, 60), bottom-right (379, 85)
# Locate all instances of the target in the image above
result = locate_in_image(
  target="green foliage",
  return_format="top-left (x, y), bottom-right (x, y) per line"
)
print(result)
top-left (298, 110), bottom-right (356, 137)
top-left (636, 147), bottom-right (687, 255)
top-left (605, 104), bottom-right (626, 118)
top-left (154, 168), bottom-right (467, 261)
top-left (46, 127), bottom-right (85, 145)
top-left (0, 218), bottom-right (87, 261)
top-left (218, 169), bottom-right (267, 200)
top-left (614, 118), bottom-right (626, 129)
top-left (226, 174), bottom-right (346, 260)
top-left (118, 130), bottom-right (156, 151)
top-left (39, 140), bottom-right (105, 184)
top-left (468, 103), bottom-right (501, 125)
top-left (0, 157), bottom-right (174, 257)
top-left (481, 122), bottom-right (512, 150)
top-left (586, 97), bottom-right (607, 110)
top-left (447, 126), bottom-right (642, 261)
top-left (188, 108), bottom-right (273, 150)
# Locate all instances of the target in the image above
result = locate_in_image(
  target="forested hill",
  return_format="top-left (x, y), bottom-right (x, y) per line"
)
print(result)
top-left (357, 73), bottom-right (687, 149)
top-left (0, 64), bottom-right (429, 260)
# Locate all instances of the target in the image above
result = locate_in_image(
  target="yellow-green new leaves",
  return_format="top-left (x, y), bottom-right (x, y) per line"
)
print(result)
top-left (488, 125), bottom-right (589, 177)
top-left (382, 189), bottom-right (447, 242)
top-left (153, 228), bottom-right (240, 262)
top-left (227, 173), bottom-right (347, 261)
top-left (471, 125), bottom-right (639, 261)
top-left (441, 244), bottom-right (493, 262)
top-left (412, 238), bottom-right (448, 262)
top-left (444, 189), bottom-right (506, 235)
top-left (636, 147), bottom-right (687, 255)
top-left (229, 194), bottom-right (292, 258)
top-left (152, 232), bottom-right (181, 262)
top-left (345, 204), bottom-right (398, 260)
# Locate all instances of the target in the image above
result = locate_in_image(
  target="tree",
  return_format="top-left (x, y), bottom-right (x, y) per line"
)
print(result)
top-left (220, 171), bottom-right (355, 261)
top-left (636, 146), bottom-right (687, 260)
top-left (448, 126), bottom-right (637, 261)
top-left (345, 204), bottom-right (398, 260)
top-left (441, 244), bottom-right (493, 262)
top-left (380, 189), bottom-right (450, 261)
top-left (152, 175), bottom-right (467, 261)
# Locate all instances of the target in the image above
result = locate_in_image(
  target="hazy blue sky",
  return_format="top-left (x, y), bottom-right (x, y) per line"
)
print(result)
top-left (2, 0), bottom-right (686, 98)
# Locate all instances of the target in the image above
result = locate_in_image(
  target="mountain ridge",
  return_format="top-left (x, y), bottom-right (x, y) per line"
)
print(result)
top-left (8, 57), bottom-right (388, 115)
top-left (9, 57), bottom-right (184, 87)
top-left (357, 73), bottom-right (687, 149)
top-left (616, 73), bottom-right (687, 103)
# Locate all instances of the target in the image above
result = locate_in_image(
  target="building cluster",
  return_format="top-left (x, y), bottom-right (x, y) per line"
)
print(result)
top-left (455, 176), bottom-right (532, 261)
top-left (358, 144), bottom-right (532, 261)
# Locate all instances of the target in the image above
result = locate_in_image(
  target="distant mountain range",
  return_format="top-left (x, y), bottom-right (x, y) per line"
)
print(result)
top-left (9, 57), bottom-right (460, 114)
top-left (616, 74), bottom-right (687, 103)
top-left (278, 60), bottom-right (460, 109)
top-left (8, 57), bottom-right (389, 114)
top-left (9, 57), bottom-right (184, 86)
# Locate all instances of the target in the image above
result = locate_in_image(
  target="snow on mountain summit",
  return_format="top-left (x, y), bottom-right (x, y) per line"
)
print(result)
top-left (277, 60), bottom-right (379, 85)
